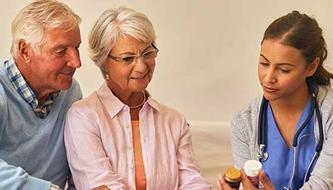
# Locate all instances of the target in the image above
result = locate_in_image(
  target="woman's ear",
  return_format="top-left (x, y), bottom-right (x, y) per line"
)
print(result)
top-left (18, 40), bottom-right (31, 63)
top-left (306, 57), bottom-right (320, 77)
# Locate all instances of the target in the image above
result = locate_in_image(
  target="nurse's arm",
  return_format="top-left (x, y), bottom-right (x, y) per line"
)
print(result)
top-left (231, 115), bottom-right (252, 169)
top-left (300, 122), bottom-right (333, 190)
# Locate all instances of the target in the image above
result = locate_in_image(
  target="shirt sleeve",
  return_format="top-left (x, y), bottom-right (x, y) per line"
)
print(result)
top-left (64, 108), bottom-right (128, 190)
top-left (0, 87), bottom-right (51, 190)
top-left (0, 159), bottom-right (51, 190)
top-left (300, 116), bottom-right (333, 190)
top-left (176, 118), bottom-right (211, 190)
top-left (231, 114), bottom-right (252, 169)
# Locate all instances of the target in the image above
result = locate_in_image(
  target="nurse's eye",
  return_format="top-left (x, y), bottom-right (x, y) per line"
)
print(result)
top-left (259, 62), bottom-right (269, 67)
top-left (280, 68), bottom-right (290, 73)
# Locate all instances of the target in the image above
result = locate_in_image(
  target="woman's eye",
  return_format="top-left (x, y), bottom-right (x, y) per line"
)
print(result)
top-left (143, 51), bottom-right (155, 59)
top-left (121, 56), bottom-right (135, 64)
top-left (280, 68), bottom-right (290, 73)
top-left (259, 62), bottom-right (269, 67)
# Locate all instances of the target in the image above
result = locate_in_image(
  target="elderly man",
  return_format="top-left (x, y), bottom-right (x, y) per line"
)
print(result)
top-left (0, 0), bottom-right (82, 189)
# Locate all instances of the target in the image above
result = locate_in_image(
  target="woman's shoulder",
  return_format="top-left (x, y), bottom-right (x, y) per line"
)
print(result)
top-left (153, 99), bottom-right (184, 117)
top-left (318, 85), bottom-right (333, 105)
top-left (147, 96), bottom-right (186, 122)
top-left (68, 91), bottom-right (100, 115)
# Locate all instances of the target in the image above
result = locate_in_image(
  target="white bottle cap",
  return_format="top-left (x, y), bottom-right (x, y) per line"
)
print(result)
top-left (244, 160), bottom-right (262, 177)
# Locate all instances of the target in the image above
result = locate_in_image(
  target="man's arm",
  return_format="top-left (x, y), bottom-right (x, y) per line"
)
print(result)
top-left (0, 159), bottom-right (51, 190)
top-left (0, 88), bottom-right (52, 190)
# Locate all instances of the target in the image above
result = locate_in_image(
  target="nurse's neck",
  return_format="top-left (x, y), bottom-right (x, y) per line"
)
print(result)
top-left (270, 84), bottom-right (310, 115)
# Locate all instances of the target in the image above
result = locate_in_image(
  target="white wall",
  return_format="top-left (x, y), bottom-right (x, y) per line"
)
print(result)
top-left (1, 0), bottom-right (333, 123)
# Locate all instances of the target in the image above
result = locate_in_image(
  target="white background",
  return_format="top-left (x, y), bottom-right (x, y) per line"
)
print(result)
top-left (1, 0), bottom-right (333, 123)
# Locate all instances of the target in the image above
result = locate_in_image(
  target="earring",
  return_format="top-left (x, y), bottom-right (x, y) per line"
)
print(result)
top-left (105, 74), bottom-right (110, 80)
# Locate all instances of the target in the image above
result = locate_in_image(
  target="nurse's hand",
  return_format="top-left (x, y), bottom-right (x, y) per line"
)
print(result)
top-left (216, 174), bottom-right (237, 190)
top-left (259, 171), bottom-right (275, 190)
top-left (241, 170), bottom-right (275, 190)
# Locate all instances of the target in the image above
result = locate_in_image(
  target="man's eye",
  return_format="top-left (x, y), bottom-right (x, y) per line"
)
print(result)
top-left (56, 49), bottom-right (66, 55)
top-left (121, 56), bottom-right (135, 63)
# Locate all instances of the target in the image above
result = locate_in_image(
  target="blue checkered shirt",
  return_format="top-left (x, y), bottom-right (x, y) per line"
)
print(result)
top-left (4, 58), bottom-right (58, 119)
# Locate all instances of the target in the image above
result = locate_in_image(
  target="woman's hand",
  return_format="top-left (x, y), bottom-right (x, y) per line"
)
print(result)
top-left (216, 174), bottom-right (238, 190)
top-left (241, 170), bottom-right (275, 190)
top-left (258, 171), bottom-right (275, 190)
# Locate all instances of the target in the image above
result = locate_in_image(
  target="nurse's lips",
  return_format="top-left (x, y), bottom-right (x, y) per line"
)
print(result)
top-left (263, 86), bottom-right (279, 93)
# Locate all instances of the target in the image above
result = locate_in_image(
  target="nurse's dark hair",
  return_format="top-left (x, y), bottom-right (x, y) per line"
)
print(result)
top-left (262, 10), bottom-right (333, 86)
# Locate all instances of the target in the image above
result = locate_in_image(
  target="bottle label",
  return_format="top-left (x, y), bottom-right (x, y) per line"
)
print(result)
top-left (248, 176), bottom-right (259, 187)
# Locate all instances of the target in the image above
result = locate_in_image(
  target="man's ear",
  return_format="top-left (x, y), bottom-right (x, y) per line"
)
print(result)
top-left (18, 40), bottom-right (32, 63)
top-left (306, 57), bottom-right (320, 77)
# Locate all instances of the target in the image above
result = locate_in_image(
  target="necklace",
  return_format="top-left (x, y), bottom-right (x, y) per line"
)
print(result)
top-left (129, 91), bottom-right (146, 109)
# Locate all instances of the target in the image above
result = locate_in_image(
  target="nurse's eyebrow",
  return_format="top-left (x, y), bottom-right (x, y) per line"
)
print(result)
top-left (260, 54), bottom-right (295, 67)
top-left (260, 54), bottom-right (269, 62)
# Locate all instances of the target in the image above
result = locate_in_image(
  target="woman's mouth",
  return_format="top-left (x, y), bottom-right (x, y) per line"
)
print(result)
top-left (263, 86), bottom-right (279, 93)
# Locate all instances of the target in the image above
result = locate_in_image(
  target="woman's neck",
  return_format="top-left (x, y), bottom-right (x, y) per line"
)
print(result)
top-left (269, 83), bottom-right (310, 115)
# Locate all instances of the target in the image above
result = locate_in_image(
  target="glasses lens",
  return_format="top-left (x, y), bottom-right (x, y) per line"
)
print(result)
top-left (143, 50), bottom-right (157, 60)
top-left (121, 56), bottom-right (136, 64)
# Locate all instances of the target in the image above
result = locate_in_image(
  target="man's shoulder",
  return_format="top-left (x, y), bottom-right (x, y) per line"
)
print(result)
top-left (60, 78), bottom-right (82, 103)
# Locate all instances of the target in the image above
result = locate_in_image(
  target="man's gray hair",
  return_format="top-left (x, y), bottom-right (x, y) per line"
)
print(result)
top-left (11, 0), bottom-right (81, 57)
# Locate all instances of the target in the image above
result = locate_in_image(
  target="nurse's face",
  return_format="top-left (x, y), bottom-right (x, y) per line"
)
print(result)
top-left (258, 39), bottom-right (316, 102)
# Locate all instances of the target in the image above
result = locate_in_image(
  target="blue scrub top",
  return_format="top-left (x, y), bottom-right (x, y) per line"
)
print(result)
top-left (263, 98), bottom-right (316, 189)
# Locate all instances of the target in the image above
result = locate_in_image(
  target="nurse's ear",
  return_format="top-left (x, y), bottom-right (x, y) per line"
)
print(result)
top-left (306, 57), bottom-right (320, 77)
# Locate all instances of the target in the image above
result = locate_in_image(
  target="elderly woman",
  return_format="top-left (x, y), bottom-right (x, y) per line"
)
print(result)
top-left (64, 7), bottom-right (211, 190)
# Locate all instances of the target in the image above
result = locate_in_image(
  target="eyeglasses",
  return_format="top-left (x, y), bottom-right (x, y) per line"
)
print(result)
top-left (108, 47), bottom-right (159, 65)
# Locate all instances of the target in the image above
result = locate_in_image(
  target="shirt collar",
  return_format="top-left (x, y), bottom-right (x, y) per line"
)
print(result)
top-left (5, 58), bottom-right (39, 108)
top-left (5, 58), bottom-right (59, 118)
top-left (96, 82), bottom-right (160, 118)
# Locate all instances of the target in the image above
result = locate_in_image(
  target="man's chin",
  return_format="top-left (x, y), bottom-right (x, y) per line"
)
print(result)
top-left (56, 78), bottom-right (73, 91)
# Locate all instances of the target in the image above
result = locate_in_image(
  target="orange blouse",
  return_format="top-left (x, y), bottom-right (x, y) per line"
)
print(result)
top-left (131, 120), bottom-right (146, 190)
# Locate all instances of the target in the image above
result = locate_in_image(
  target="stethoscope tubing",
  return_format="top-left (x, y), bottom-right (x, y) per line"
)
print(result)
top-left (257, 87), bottom-right (325, 188)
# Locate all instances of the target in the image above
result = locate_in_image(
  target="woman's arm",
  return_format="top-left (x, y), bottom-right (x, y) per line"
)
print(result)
top-left (64, 108), bottom-right (128, 190)
top-left (231, 115), bottom-right (253, 169)
top-left (301, 119), bottom-right (333, 189)
top-left (176, 119), bottom-right (211, 190)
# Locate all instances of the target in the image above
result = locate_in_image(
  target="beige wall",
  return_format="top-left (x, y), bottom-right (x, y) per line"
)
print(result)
top-left (1, 0), bottom-right (333, 123)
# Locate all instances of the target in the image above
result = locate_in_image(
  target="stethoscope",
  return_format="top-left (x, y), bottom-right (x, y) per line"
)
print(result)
top-left (257, 82), bottom-right (324, 188)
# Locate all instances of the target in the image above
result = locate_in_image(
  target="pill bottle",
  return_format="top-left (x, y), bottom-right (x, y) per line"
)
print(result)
top-left (244, 160), bottom-right (262, 188)
top-left (224, 167), bottom-right (242, 189)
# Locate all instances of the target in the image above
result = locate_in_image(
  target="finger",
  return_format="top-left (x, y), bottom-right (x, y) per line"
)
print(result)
top-left (240, 169), bottom-right (253, 186)
top-left (240, 169), bottom-right (257, 190)
top-left (216, 174), bottom-right (235, 190)
top-left (259, 171), bottom-right (275, 190)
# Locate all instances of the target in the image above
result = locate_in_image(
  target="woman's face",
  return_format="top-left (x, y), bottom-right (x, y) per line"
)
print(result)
top-left (258, 39), bottom-right (316, 102)
top-left (104, 35), bottom-right (156, 96)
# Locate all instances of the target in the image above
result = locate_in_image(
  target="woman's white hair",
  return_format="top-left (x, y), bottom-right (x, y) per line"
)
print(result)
top-left (88, 7), bottom-right (156, 78)
top-left (11, 0), bottom-right (81, 57)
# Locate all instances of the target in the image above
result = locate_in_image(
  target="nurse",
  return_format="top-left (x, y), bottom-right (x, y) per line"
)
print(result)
top-left (218, 11), bottom-right (333, 189)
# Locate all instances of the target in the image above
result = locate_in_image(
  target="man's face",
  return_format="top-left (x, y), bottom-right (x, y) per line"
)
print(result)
top-left (27, 26), bottom-right (81, 93)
